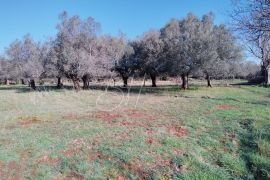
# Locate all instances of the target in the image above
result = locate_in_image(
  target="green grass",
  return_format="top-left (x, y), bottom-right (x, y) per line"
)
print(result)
top-left (0, 80), bottom-right (269, 179)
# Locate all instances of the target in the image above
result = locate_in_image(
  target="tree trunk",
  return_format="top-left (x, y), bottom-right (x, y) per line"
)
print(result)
top-left (82, 74), bottom-right (90, 89)
top-left (143, 74), bottom-right (146, 87)
top-left (82, 78), bottom-right (88, 89)
top-left (57, 77), bottom-right (63, 89)
top-left (206, 73), bottom-right (212, 87)
top-left (30, 79), bottom-right (36, 90)
top-left (72, 78), bottom-right (81, 91)
top-left (181, 74), bottom-right (188, 90)
top-left (4, 79), bottom-right (9, 85)
top-left (264, 65), bottom-right (270, 86)
top-left (150, 74), bottom-right (157, 87)
top-left (122, 76), bottom-right (128, 87)
top-left (187, 73), bottom-right (189, 86)
top-left (21, 79), bottom-right (25, 85)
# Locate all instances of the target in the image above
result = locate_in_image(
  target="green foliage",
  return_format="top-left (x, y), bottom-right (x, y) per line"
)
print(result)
top-left (217, 153), bottom-right (247, 177)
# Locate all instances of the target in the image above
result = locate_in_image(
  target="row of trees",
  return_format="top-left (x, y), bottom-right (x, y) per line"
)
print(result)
top-left (0, 12), bottom-right (251, 90)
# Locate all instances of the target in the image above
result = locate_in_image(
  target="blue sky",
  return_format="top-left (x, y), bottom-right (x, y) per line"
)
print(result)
top-left (0, 0), bottom-right (233, 54)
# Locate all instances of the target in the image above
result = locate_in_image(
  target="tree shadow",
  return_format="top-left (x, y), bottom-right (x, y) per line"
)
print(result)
top-left (231, 81), bottom-right (258, 86)
top-left (0, 84), bottom-right (200, 94)
top-left (87, 84), bottom-right (199, 94)
top-left (0, 85), bottom-right (30, 92)
top-left (0, 85), bottom-right (75, 93)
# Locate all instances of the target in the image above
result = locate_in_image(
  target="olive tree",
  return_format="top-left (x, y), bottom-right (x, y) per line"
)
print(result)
top-left (231, 0), bottom-right (270, 85)
top-left (133, 29), bottom-right (164, 87)
top-left (114, 43), bottom-right (135, 87)
top-left (5, 39), bottom-right (25, 84)
top-left (52, 12), bottom-right (101, 90)
top-left (6, 35), bottom-right (44, 90)
top-left (161, 13), bottom-right (243, 88)
top-left (97, 35), bottom-right (126, 85)
top-left (199, 15), bottom-right (242, 87)
top-left (161, 13), bottom-right (206, 89)
top-left (0, 58), bottom-right (10, 85)
top-left (190, 13), bottom-right (218, 87)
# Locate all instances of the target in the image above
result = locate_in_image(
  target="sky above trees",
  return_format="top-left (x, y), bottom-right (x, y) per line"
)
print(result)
top-left (0, 0), bottom-right (233, 53)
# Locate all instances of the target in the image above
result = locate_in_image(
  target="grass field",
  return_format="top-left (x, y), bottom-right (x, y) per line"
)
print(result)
top-left (0, 80), bottom-right (269, 179)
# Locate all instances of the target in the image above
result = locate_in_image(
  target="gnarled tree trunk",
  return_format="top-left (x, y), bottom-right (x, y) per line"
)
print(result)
top-left (4, 78), bottom-right (9, 85)
top-left (150, 74), bottom-right (157, 87)
top-left (82, 73), bottom-right (91, 89)
top-left (205, 72), bottom-right (212, 87)
top-left (30, 79), bottom-right (36, 90)
top-left (72, 78), bottom-right (81, 91)
top-left (181, 74), bottom-right (188, 90)
top-left (57, 77), bottom-right (63, 89)
top-left (265, 65), bottom-right (270, 86)
top-left (143, 74), bottom-right (146, 87)
top-left (122, 76), bottom-right (128, 87)
top-left (21, 79), bottom-right (25, 85)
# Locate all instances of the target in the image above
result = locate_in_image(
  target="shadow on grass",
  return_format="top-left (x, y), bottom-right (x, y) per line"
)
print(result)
top-left (0, 85), bottom-right (31, 92)
top-left (231, 81), bottom-right (258, 86)
top-left (0, 84), bottom-right (200, 94)
top-left (0, 85), bottom-right (74, 93)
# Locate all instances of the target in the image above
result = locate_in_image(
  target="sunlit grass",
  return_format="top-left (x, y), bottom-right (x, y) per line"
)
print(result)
top-left (0, 80), bottom-right (269, 179)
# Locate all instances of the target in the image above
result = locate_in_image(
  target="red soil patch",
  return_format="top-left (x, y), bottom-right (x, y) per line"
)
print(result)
top-left (62, 114), bottom-right (79, 120)
top-left (216, 105), bottom-right (235, 110)
top-left (113, 132), bottom-right (131, 141)
top-left (122, 109), bottom-right (156, 121)
top-left (4, 116), bottom-right (45, 129)
top-left (96, 151), bottom-right (112, 161)
top-left (61, 147), bottom-right (83, 158)
top-left (172, 148), bottom-right (185, 156)
top-left (19, 116), bottom-right (44, 126)
top-left (93, 111), bottom-right (122, 122)
top-left (62, 109), bottom-right (158, 125)
top-left (69, 139), bottom-right (85, 146)
top-left (59, 140), bottom-right (86, 159)
top-left (121, 158), bottom-right (147, 179)
top-left (126, 109), bottom-right (144, 118)
top-left (145, 138), bottom-right (154, 145)
top-left (168, 126), bottom-right (188, 138)
top-left (65, 171), bottom-right (84, 180)
top-left (151, 152), bottom-right (188, 175)
top-left (36, 155), bottom-right (60, 165)
top-left (32, 155), bottom-right (61, 178)
top-left (62, 111), bottom-right (122, 123)
top-left (54, 171), bottom-right (84, 180)
top-left (85, 151), bottom-right (112, 162)
top-left (86, 153), bottom-right (96, 161)
top-left (0, 161), bottom-right (22, 179)
top-left (146, 129), bottom-right (155, 135)
top-left (0, 161), bottom-right (4, 177)
top-left (19, 148), bottom-right (34, 162)
top-left (120, 121), bottom-right (149, 128)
